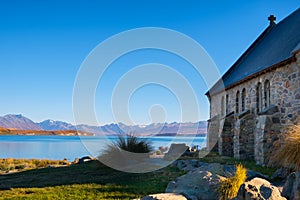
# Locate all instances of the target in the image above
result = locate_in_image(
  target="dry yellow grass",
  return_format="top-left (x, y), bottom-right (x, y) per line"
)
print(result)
top-left (0, 158), bottom-right (69, 174)
top-left (269, 124), bottom-right (300, 171)
top-left (218, 164), bottom-right (247, 200)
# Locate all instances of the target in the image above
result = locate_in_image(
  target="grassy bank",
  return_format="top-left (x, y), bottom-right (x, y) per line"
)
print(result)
top-left (0, 160), bottom-right (183, 199)
top-left (197, 151), bottom-right (276, 176)
top-left (0, 152), bottom-right (279, 199)
top-left (0, 158), bottom-right (69, 174)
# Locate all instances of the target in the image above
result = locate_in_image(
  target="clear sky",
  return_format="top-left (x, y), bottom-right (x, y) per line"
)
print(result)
top-left (0, 1), bottom-right (299, 125)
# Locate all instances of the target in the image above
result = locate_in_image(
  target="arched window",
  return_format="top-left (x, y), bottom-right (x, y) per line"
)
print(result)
top-left (241, 88), bottom-right (246, 112)
top-left (264, 80), bottom-right (270, 108)
top-left (221, 96), bottom-right (225, 116)
top-left (257, 82), bottom-right (262, 112)
top-left (236, 90), bottom-right (240, 113)
top-left (226, 94), bottom-right (229, 114)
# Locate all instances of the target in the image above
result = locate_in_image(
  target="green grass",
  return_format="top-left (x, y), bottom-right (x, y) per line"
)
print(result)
top-left (0, 184), bottom-right (137, 200)
top-left (0, 151), bottom-right (279, 199)
top-left (197, 151), bottom-right (276, 177)
top-left (0, 160), bottom-right (182, 199)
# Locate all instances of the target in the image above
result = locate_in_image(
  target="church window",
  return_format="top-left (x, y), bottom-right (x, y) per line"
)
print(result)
top-left (241, 88), bottom-right (246, 111)
top-left (257, 82), bottom-right (263, 112)
top-left (236, 90), bottom-right (240, 113)
top-left (221, 96), bottom-right (225, 116)
top-left (264, 80), bottom-right (270, 108)
top-left (226, 94), bottom-right (229, 114)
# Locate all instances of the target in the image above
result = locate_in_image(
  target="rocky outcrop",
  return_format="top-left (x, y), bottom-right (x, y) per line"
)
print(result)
top-left (271, 167), bottom-right (291, 180)
top-left (140, 193), bottom-right (187, 200)
top-left (282, 172), bottom-right (300, 200)
top-left (166, 163), bottom-right (229, 200)
top-left (167, 161), bottom-right (285, 200)
top-left (237, 177), bottom-right (286, 200)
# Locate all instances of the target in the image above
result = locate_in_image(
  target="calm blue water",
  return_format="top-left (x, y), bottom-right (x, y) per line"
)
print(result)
top-left (0, 135), bottom-right (206, 161)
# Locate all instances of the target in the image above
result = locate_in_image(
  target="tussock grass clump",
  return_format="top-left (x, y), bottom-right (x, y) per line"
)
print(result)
top-left (218, 164), bottom-right (247, 200)
top-left (113, 134), bottom-right (153, 153)
top-left (98, 134), bottom-right (154, 168)
top-left (269, 124), bottom-right (300, 171)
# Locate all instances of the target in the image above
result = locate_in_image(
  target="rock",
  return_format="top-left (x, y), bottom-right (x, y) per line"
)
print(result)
top-left (190, 159), bottom-right (199, 167)
top-left (78, 156), bottom-right (94, 164)
top-left (176, 160), bottom-right (188, 171)
top-left (223, 164), bottom-right (236, 175)
top-left (166, 163), bottom-right (227, 200)
top-left (140, 193), bottom-right (187, 200)
top-left (175, 160), bottom-right (201, 173)
top-left (282, 172), bottom-right (300, 200)
top-left (197, 162), bottom-right (205, 167)
top-left (164, 143), bottom-right (189, 161)
top-left (237, 177), bottom-right (286, 200)
top-left (170, 160), bottom-right (178, 168)
top-left (182, 164), bottom-right (196, 173)
top-left (271, 167), bottom-right (290, 180)
top-left (246, 169), bottom-right (270, 181)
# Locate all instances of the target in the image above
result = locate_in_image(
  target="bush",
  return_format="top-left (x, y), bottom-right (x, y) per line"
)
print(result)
top-left (114, 134), bottom-right (153, 153)
top-left (98, 134), bottom-right (154, 169)
top-left (218, 164), bottom-right (247, 200)
top-left (269, 124), bottom-right (300, 171)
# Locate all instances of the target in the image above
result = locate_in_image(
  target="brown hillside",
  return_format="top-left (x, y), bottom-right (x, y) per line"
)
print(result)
top-left (0, 127), bottom-right (93, 136)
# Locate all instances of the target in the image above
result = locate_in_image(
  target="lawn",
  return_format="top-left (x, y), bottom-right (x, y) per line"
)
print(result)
top-left (0, 152), bottom-right (278, 199)
top-left (0, 160), bottom-right (183, 199)
top-left (197, 151), bottom-right (277, 177)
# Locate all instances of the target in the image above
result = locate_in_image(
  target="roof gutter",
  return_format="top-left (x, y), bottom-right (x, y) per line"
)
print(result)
top-left (206, 55), bottom-right (296, 97)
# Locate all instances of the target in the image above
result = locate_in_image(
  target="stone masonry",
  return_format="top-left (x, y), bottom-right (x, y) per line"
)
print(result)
top-left (207, 52), bottom-right (300, 165)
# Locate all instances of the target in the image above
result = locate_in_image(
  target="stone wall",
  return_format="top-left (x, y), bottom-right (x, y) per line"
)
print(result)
top-left (254, 107), bottom-right (282, 165)
top-left (234, 110), bottom-right (255, 160)
top-left (206, 116), bottom-right (219, 152)
top-left (209, 52), bottom-right (300, 127)
top-left (219, 114), bottom-right (234, 157)
top-left (207, 52), bottom-right (300, 165)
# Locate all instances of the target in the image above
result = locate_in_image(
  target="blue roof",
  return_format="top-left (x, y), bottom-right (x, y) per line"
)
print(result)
top-left (207, 8), bottom-right (300, 96)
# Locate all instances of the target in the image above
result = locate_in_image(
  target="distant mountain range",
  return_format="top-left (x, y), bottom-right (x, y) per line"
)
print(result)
top-left (0, 114), bottom-right (207, 136)
top-left (0, 126), bottom-right (93, 136)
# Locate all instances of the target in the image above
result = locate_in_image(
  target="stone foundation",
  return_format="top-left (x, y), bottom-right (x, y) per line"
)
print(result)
top-left (234, 110), bottom-right (255, 160)
top-left (219, 113), bottom-right (234, 157)
top-left (254, 106), bottom-right (282, 165)
top-left (206, 116), bottom-right (219, 152)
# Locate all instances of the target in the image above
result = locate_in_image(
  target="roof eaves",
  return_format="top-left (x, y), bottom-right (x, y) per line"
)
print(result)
top-left (206, 24), bottom-right (275, 97)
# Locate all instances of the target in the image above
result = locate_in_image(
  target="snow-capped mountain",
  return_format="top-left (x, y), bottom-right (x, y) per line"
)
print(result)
top-left (38, 119), bottom-right (76, 131)
top-left (0, 114), bottom-right (207, 136)
top-left (0, 114), bottom-right (42, 130)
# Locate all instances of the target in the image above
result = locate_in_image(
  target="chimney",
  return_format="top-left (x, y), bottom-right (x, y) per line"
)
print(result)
top-left (268, 15), bottom-right (276, 26)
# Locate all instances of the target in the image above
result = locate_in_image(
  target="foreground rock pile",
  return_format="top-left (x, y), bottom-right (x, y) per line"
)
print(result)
top-left (237, 178), bottom-right (286, 200)
top-left (139, 160), bottom-right (300, 200)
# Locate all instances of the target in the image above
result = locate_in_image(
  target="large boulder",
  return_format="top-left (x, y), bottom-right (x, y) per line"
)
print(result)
top-left (166, 163), bottom-right (228, 200)
top-left (140, 193), bottom-right (187, 200)
top-left (282, 172), bottom-right (300, 200)
top-left (271, 167), bottom-right (291, 180)
top-left (237, 177), bottom-right (286, 200)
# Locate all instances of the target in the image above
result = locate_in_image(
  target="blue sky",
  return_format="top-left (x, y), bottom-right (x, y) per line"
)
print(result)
top-left (0, 1), bottom-right (299, 125)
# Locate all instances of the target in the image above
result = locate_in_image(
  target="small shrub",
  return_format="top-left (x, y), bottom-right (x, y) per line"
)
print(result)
top-left (218, 164), bottom-right (247, 200)
top-left (114, 134), bottom-right (153, 153)
top-left (269, 124), bottom-right (300, 171)
top-left (98, 134), bottom-right (154, 168)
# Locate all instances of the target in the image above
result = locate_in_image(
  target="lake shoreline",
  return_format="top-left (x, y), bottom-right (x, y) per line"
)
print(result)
top-left (0, 135), bottom-right (206, 161)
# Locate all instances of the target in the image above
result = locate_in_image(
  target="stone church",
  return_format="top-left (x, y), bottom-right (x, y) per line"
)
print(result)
top-left (206, 8), bottom-right (300, 165)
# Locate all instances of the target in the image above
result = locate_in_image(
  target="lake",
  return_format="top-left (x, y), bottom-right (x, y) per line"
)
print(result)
top-left (0, 135), bottom-right (206, 161)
